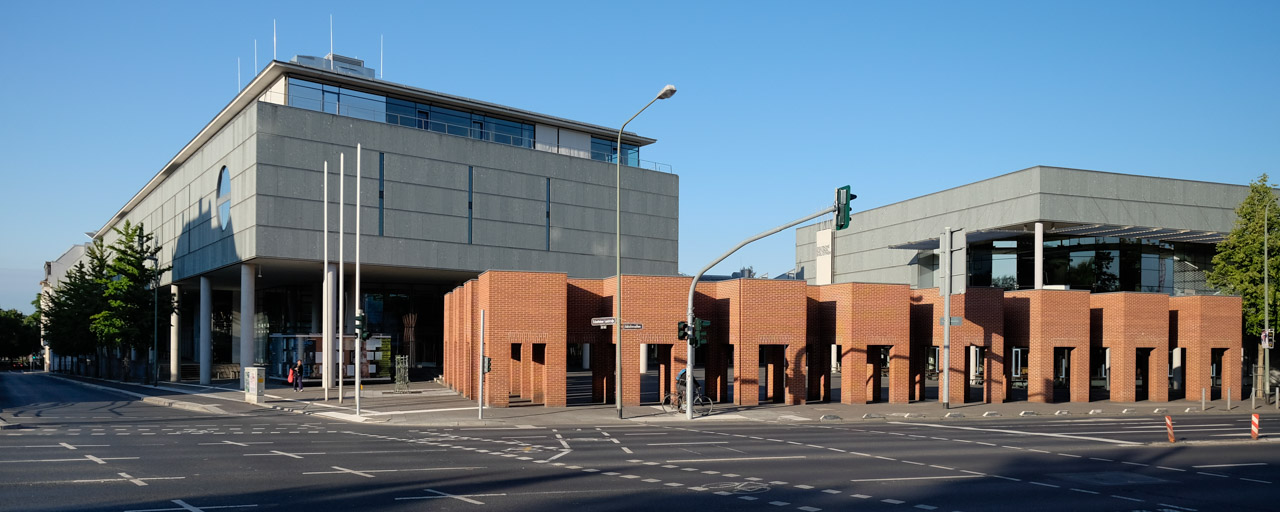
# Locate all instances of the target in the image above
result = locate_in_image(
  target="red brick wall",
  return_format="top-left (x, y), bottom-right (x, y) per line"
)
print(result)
top-left (1171, 295), bottom-right (1244, 401)
top-left (911, 287), bottom-right (1005, 404)
top-left (1089, 293), bottom-right (1170, 402)
top-left (1005, 290), bottom-right (1090, 403)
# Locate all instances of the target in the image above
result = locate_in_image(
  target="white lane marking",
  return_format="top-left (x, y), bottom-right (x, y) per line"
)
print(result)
top-left (665, 456), bottom-right (805, 463)
top-left (546, 450), bottom-right (572, 462)
top-left (1196, 472), bottom-right (1229, 478)
top-left (850, 475), bottom-right (982, 482)
top-left (59, 443), bottom-right (78, 450)
top-left (647, 441), bottom-right (728, 446)
top-left (915, 506), bottom-right (938, 511)
top-left (1029, 481), bottom-right (1059, 488)
top-left (891, 421), bottom-right (1139, 445)
top-left (623, 433), bottom-right (669, 436)
top-left (1239, 478), bottom-right (1272, 484)
top-left (621, 447), bottom-right (633, 454)
top-left (1071, 488), bottom-right (1099, 494)
top-left (1192, 463), bottom-right (1266, 468)
top-left (364, 407), bottom-right (475, 416)
top-left (118, 472), bottom-right (149, 486)
top-left (243, 450), bottom-right (317, 459)
top-left (798, 506), bottom-right (821, 511)
top-left (769, 501), bottom-right (790, 506)
top-left (395, 489), bottom-right (494, 504)
top-left (882, 499), bottom-right (905, 504)
top-left (1110, 495), bottom-right (1143, 502)
top-left (1157, 466), bottom-right (1187, 472)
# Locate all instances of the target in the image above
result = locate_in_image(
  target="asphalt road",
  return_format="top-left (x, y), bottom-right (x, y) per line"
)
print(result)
top-left (1, 372), bottom-right (1276, 512)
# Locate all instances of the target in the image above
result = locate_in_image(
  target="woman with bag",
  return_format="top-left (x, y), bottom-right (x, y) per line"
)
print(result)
top-left (291, 359), bottom-right (304, 392)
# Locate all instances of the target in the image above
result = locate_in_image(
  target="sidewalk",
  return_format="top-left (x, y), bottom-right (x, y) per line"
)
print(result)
top-left (20, 371), bottom-right (1280, 429)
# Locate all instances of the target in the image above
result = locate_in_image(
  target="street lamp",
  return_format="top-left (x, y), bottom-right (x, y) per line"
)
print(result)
top-left (146, 255), bottom-right (159, 387)
top-left (615, 84), bottom-right (676, 419)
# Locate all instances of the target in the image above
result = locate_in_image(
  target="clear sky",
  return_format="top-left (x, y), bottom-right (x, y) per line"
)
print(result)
top-left (2, 1), bottom-right (1277, 314)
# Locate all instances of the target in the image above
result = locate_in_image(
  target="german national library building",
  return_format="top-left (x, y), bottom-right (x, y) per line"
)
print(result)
top-left (44, 54), bottom-right (1263, 409)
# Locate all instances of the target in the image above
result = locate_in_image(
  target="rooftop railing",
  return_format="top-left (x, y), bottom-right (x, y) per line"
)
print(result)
top-left (257, 89), bottom-right (673, 173)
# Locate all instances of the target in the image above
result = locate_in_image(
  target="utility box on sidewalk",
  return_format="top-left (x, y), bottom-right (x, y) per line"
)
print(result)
top-left (244, 367), bottom-right (264, 404)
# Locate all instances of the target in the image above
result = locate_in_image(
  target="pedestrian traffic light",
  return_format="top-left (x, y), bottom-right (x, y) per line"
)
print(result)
top-left (835, 185), bottom-right (856, 231)
top-left (482, 356), bottom-right (492, 374)
top-left (677, 320), bottom-right (689, 340)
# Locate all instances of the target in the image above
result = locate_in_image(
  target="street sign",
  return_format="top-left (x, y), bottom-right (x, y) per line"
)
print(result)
top-left (939, 316), bottom-right (962, 326)
top-left (591, 317), bottom-right (617, 326)
top-left (622, 323), bottom-right (643, 330)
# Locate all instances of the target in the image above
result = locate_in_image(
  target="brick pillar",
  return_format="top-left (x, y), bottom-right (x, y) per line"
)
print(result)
top-left (545, 341), bottom-right (566, 407)
top-left (1184, 346), bottom-right (1209, 401)
top-left (1222, 347), bottom-right (1241, 403)
top-left (986, 338), bottom-right (1006, 404)
top-left (785, 340), bottom-right (807, 405)
top-left (706, 343), bottom-right (729, 402)
top-left (735, 341), bottom-right (759, 406)
top-left (842, 344), bottom-right (867, 405)
top-left (1071, 347), bottom-right (1090, 403)
top-left (592, 341), bottom-right (611, 403)
top-left (622, 339), bottom-right (642, 407)
top-left (658, 344), bottom-right (673, 398)
top-left (945, 342), bottom-right (968, 405)
top-left (808, 342), bottom-right (831, 402)
top-left (1147, 347), bottom-right (1169, 402)
top-left (511, 343), bottom-right (524, 398)
top-left (888, 344), bottom-right (910, 404)
top-left (531, 344), bottom-right (545, 404)
top-left (1028, 345), bottom-right (1053, 403)
top-left (1111, 347), bottom-right (1136, 403)
top-left (487, 338), bottom-right (510, 408)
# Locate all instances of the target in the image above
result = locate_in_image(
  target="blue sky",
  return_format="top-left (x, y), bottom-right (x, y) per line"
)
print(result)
top-left (2, 1), bottom-right (1278, 314)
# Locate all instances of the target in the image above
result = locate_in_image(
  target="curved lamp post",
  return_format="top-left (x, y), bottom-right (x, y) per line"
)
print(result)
top-left (616, 84), bottom-right (676, 419)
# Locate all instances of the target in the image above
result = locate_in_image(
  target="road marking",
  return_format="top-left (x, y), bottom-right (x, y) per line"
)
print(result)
top-left (1196, 472), bottom-right (1229, 478)
top-left (1070, 488), bottom-right (1099, 494)
top-left (1192, 463), bottom-right (1266, 468)
top-left (797, 507), bottom-right (821, 512)
top-left (850, 475), bottom-right (982, 482)
top-left (851, 494), bottom-right (871, 499)
top-left (665, 456), bottom-right (805, 463)
top-left (892, 421), bottom-right (1139, 445)
top-left (1029, 481), bottom-right (1059, 488)
top-left (769, 501), bottom-right (790, 506)
top-left (621, 447), bottom-right (633, 454)
top-left (396, 489), bottom-right (493, 504)
top-left (647, 441), bottom-right (728, 446)
top-left (1110, 495), bottom-right (1143, 502)
top-left (244, 450), bottom-right (318, 459)
top-left (1239, 478), bottom-right (1272, 484)
top-left (882, 499), bottom-right (904, 504)
top-left (914, 506), bottom-right (938, 511)
top-left (1157, 466), bottom-right (1186, 472)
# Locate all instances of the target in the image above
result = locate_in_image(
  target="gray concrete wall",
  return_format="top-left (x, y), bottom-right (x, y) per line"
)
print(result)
top-left (796, 166), bottom-right (1249, 287)
top-left (93, 103), bottom-right (259, 285)
top-left (253, 102), bottom-right (678, 278)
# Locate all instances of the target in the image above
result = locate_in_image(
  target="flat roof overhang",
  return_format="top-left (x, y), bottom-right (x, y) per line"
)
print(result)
top-left (889, 223), bottom-right (1226, 251)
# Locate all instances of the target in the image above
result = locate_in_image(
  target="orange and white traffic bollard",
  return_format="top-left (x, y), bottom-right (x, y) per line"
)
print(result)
top-left (1252, 414), bottom-right (1260, 440)
top-left (1166, 415), bottom-right (1175, 443)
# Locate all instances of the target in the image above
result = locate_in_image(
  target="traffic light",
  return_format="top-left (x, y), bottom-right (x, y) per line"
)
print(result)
top-left (354, 310), bottom-right (366, 341)
top-left (691, 318), bottom-right (711, 347)
top-left (677, 320), bottom-right (689, 340)
top-left (835, 185), bottom-right (856, 231)
top-left (482, 356), bottom-right (492, 374)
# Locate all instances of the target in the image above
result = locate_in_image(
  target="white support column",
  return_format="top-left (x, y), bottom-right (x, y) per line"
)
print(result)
top-left (323, 263), bottom-right (335, 390)
top-left (170, 285), bottom-right (180, 382)
top-left (199, 276), bottom-right (212, 385)
top-left (1034, 222), bottom-right (1044, 290)
top-left (640, 344), bottom-right (648, 374)
top-left (240, 264), bottom-right (256, 375)
top-left (582, 343), bottom-right (590, 369)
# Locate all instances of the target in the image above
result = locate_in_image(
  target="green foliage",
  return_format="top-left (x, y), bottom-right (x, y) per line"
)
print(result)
top-left (90, 221), bottom-right (173, 355)
top-left (42, 239), bottom-right (110, 358)
top-left (1207, 174), bottom-right (1280, 335)
top-left (0, 308), bottom-right (40, 359)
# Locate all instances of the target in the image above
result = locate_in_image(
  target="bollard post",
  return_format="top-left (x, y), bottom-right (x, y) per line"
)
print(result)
top-left (1275, 388), bottom-right (1278, 410)
top-left (1202, 388), bottom-right (1206, 411)
top-left (1165, 416), bottom-right (1176, 443)
top-left (1228, 388), bottom-right (1232, 411)
top-left (1254, 388), bottom-right (1258, 410)
top-left (1252, 414), bottom-right (1260, 440)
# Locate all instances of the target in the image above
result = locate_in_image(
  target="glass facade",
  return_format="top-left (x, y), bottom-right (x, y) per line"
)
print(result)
top-left (590, 137), bottom-right (639, 167)
top-left (285, 77), bottom-right (536, 150)
top-left (965, 235), bottom-right (1216, 295)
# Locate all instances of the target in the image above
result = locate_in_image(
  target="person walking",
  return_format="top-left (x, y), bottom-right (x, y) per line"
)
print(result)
top-left (292, 359), bottom-right (305, 392)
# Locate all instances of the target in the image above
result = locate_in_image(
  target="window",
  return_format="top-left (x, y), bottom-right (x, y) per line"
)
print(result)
top-left (216, 166), bottom-right (232, 230)
top-left (591, 137), bottom-right (639, 166)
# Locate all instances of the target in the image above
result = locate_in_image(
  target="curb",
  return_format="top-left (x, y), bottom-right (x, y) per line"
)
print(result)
top-left (45, 374), bottom-right (228, 416)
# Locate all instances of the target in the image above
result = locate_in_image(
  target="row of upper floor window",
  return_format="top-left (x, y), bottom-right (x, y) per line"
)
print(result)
top-left (281, 77), bottom-right (640, 167)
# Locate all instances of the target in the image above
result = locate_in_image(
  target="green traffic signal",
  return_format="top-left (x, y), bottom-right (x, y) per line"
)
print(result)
top-left (835, 185), bottom-right (855, 230)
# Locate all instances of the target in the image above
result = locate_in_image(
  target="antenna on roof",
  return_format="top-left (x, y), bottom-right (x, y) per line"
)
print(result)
top-left (273, 19), bottom-right (277, 61)
top-left (380, 34), bottom-right (383, 79)
top-left (237, 57), bottom-right (241, 91)
top-left (329, 14), bottom-right (334, 70)
top-left (254, 39), bottom-right (258, 75)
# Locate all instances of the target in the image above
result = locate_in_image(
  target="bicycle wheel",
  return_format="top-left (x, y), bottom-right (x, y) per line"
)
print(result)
top-left (692, 395), bottom-right (712, 417)
top-left (660, 393), bottom-right (678, 414)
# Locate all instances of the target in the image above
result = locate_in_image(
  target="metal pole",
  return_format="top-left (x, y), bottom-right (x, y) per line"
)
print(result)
top-left (685, 204), bottom-right (837, 420)
top-left (355, 144), bottom-right (362, 416)
top-left (338, 153), bottom-right (345, 404)
top-left (478, 310), bottom-right (485, 420)
top-left (152, 262), bottom-right (158, 387)
top-left (615, 90), bottom-right (670, 420)
top-left (942, 227), bottom-right (951, 410)
top-left (1266, 201), bottom-right (1272, 399)
top-left (323, 161), bottom-right (330, 401)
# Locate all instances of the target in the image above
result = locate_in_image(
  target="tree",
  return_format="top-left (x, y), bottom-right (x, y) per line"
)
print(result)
top-left (0, 309), bottom-right (39, 360)
top-left (90, 220), bottom-right (172, 380)
top-left (1207, 174), bottom-right (1279, 336)
top-left (42, 239), bottom-right (111, 371)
